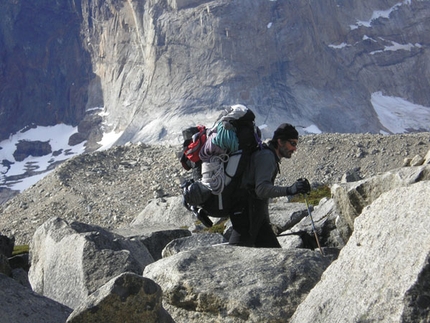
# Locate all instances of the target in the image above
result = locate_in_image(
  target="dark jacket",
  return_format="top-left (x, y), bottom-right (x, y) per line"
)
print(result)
top-left (242, 143), bottom-right (287, 199)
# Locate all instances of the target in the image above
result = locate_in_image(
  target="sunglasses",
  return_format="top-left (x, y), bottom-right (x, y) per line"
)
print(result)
top-left (287, 140), bottom-right (298, 147)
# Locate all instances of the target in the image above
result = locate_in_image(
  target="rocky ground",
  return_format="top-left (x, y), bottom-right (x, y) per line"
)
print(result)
top-left (0, 132), bottom-right (429, 245)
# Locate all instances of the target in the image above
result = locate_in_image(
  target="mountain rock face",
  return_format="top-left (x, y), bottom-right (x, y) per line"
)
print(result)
top-left (0, 0), bottom-right (91, 141)
top-left (1, 0), bottom-right (429, 146)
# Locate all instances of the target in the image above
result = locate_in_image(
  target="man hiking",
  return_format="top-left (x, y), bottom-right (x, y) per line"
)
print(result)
top-left (229, 123), bottom-right (310, 248)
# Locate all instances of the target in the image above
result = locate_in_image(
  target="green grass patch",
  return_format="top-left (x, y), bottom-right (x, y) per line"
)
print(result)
top-left (206, 219), bottom-right (228, 234)
top-left (289, 185), bottom-right (331, 206)
top-left (195, 218), bottom-right (228, 234)
top-left (13, 245), bottom-right (29, 256)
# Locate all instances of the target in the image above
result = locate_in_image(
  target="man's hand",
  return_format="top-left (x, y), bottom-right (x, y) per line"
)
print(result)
top-left (286, 178), bottom-right (311, 195)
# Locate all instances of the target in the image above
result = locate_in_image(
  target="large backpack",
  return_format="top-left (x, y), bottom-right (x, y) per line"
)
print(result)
top-left (180, 105), bottom-right (262, 226)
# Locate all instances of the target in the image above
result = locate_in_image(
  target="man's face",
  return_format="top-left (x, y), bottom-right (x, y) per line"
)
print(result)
top-left (278, 138), bottom-right (298, 159)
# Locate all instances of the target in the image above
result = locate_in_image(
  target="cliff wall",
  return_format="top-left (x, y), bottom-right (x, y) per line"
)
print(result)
top-left (1, 0), bottom-right (429, 145)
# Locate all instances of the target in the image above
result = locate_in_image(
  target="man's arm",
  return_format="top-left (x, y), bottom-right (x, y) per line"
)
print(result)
top-left (253, 150), bottom-right (311, 199)
top-left (253, 150), bottom-right (285, 199)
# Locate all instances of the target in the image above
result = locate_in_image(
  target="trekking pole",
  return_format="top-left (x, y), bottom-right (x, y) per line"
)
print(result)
top-left (304, 193), bottom-right (324, 256)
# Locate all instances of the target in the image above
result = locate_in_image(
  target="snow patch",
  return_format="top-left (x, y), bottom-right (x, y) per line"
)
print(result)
top-left (371, 92), bottom-right (430, 134)
top-left (370, 41), bottom-right (420, 55)
top-left (328, 42), bottom-right (350, 49)
top-left (363, 35), bottom-right (377, 42)
top-left (0, 124), bottom-right (86, 192)
top-left (97, 130), bottom-right (124, 151)
top-left (0, 113), bottom-right (125, 192)
top-left (303, 125), bottom-right (322, 134)
top-left (350, 1), bottom-right (411, 30)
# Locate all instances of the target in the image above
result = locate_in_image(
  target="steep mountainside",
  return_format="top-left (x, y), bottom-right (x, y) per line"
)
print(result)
top-left (1, 0), bottom-right (429, 147)
top-left (0, 0), bottom-right (91, 140)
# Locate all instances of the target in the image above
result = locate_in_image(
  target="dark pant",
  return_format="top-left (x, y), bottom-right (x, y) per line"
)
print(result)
top-left (229, 198), bottom-right (281, 248)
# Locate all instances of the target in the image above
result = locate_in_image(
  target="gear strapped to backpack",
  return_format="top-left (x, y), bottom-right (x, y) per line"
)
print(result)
top-left (180, 104), bottom-right (262, 227)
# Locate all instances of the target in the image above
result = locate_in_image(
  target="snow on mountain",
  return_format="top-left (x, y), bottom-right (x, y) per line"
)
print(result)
top-left (0, 125), bottom-right (85, 192)
top-left (350, 0), bottom-right (412, 30)
top-left (0, 123), bottom-right (117, 193)
top-left (371, 92), bottom-right (430, 134)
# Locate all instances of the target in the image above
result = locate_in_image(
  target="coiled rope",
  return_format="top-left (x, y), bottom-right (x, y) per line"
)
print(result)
top-left (212, 122), bottom-right (239, 153)
top-left (201, 154), bottom-right (229, 195)
top-left (199, 132), bottom-right (226, 162)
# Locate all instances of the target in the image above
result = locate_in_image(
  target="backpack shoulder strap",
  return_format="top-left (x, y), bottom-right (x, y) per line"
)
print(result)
top-left (261, 142), bottom-right (280, 174)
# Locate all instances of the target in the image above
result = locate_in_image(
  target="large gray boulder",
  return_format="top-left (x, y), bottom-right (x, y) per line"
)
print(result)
top-left (269, 201), bottom-right (309, 233)
top-left (28, 217), bottom-right (154, 309)
top-left (117, 196), bottom-right (194, 260)
top-left (66, 272), bottom-right (174, 323)
top-left (278, 234), bottom-right (303, 249)
top-left (143, 245), bottom-right (333, 323)
top-left (0, 273), bottom-right (72, 323)
top-left (332, 164), bottom-right (430, 241)
top-left (114, 224), bottom-right (192, 261)
top-left (130, 196), bottom-right (196, 229)
top-left (290, 180), bottom-right (430, 323)
top-left (162, 232), bottom-right (227, 257)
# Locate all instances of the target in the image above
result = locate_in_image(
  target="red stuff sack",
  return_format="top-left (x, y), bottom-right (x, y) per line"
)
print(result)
top-left (182, 125), bottom-right (207, 164)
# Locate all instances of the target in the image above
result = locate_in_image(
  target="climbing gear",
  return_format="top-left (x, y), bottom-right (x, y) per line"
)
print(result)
top-left (179, 105), bottom-right (262, 226)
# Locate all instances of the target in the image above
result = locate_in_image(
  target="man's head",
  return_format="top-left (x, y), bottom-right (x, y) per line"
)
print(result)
top-left (271, 123), bottom-right (298, 159)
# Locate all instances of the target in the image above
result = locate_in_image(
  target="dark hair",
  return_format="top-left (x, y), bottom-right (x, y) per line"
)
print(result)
top-left (269, 137), bottom-right (289, 149)
top-left (270, 123), bottom-right (298, 148)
